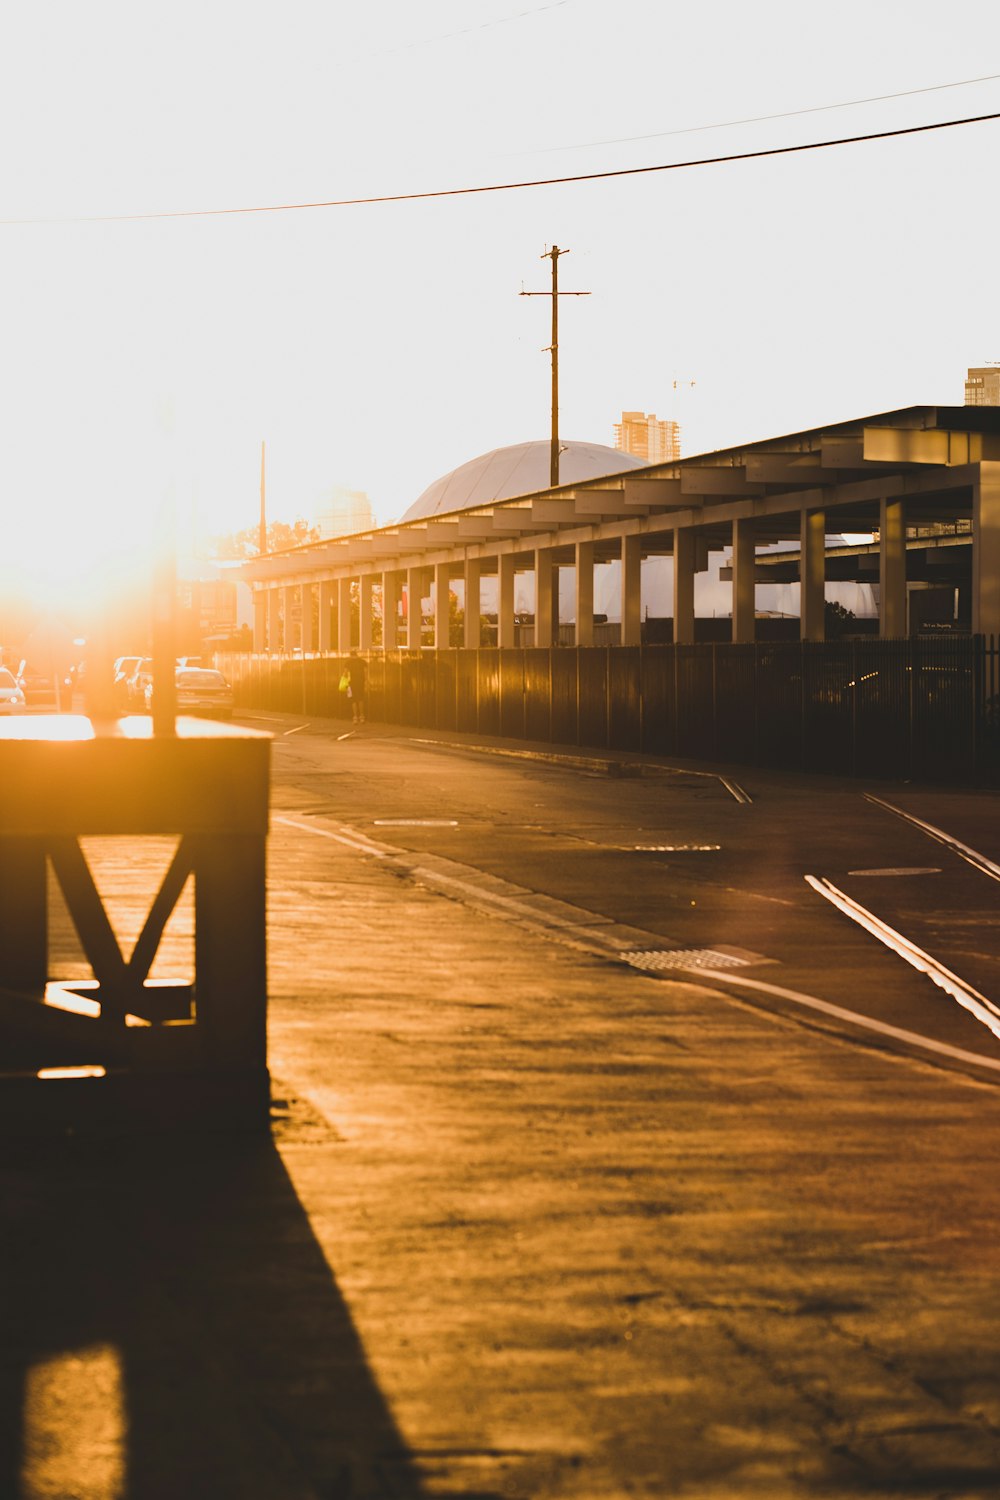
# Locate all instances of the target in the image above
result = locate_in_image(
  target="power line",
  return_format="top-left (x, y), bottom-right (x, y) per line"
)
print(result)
top-left (4, 108), bottom-right (999, 227)
top-left (366, 0), bottom-right (572, 58)
top-left (519, 71), bottom-right (1000, 154)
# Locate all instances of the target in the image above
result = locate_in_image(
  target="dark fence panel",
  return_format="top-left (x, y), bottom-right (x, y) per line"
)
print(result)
top-left (456, 650), bottom-right (479, 732)
top-left (753, 645), bottom-right (804, 771)
top-left (608, 647), bottom-right (642, 752)
top-left (220, 636), bottom-right (996, 782)
top-left (802, 642), bottom-right (854, 776)
top-left (911, 636), bottom-right (976, 781)
top-left (577, 650), bottom-right (609, 750)
top-left (852, 638), bottom-right (910, 779)
top-left (639, 648), bottom-right (674, 756)
top-left (523, 650), bottom-right (552, 742)
top-left (499, 651), bottom-right (527, 740)
top-left (477, 649), bottom-right (501, 736)
top-left (674, 645), bottom-right (716, 760)
top-left (714, 645), bottom-right (756, 765)
top-left (435, 651), bottom-right (458, 732)
top-left (550, 650), bottom-right (578, 745)
top-left (980, 636), bottom-right (1000, 777)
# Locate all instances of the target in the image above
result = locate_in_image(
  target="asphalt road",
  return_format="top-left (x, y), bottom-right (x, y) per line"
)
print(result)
top-left (11, 711), bottom-right (1000, 1498)
top-left (262, 712), bottom-right (1000, 1084)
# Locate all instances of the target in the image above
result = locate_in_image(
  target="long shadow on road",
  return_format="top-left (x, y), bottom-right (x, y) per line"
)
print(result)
top-left (0, 1134), bottom-right (499, 1500)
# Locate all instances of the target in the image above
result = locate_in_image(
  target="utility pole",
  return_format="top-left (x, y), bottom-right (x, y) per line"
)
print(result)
top-left (259, 440), bottom-right (267, 556)
top-left (521, 246), bottom-right (590, 488)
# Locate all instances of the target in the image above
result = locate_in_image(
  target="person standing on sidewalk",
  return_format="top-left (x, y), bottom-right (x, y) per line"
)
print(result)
top-left (348, 654), bottom-right (366, 724)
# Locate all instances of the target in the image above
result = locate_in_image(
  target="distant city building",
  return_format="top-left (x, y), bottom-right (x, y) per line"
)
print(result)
top-left (315, 485), bottom-right (374, 538)
top-left (964, 366), bottom-right (1000, 405)
top-left (613, 410), bottom-right (681, 463)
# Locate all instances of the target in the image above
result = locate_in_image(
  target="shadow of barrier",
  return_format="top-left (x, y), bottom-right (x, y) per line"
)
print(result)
top-left (0, 1136), bottom-right (443, 1498)
top-left (0, 716), bottom-right (271, 1137)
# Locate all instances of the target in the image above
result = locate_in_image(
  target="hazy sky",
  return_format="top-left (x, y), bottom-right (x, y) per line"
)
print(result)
top-left (3, 0), bottom-right (1000, 583)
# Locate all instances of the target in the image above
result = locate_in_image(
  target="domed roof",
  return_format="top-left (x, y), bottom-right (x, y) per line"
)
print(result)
top-left (402, 440), bottom-right (647, 521)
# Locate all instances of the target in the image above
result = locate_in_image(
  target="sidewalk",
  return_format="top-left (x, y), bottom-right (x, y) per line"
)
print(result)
top-left (4, 732), bottom-right (1000, 1497)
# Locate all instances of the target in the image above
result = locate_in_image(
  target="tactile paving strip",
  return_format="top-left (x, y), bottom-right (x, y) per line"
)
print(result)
top-left (620, 947), bottom-right (753, 973)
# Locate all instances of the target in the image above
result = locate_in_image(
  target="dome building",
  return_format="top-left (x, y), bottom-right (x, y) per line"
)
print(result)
top-left (402, 439), bottom-right (646, 522)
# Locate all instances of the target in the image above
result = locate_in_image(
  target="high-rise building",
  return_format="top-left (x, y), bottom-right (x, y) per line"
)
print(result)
top-left (964, 366), bottom-right (1000, 405)
top-left (613, 410), bottom-right (681, 463)
top-left (315, 485), bottom-right (374, 537)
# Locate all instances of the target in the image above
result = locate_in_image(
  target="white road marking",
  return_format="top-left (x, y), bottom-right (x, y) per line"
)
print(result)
top-left (273, 815), bottom-right (392, 859)
top-left (690, 970), bottom-right (1000, 1075)
top-left (374, 819), bottom-right (459, 827)
top-left (337, 732), bottom-right (356, 741)
top-left (805, 873), bottom-right (1000, 1042)
top-left (864, 794), bottom-right (1000, 884)
top-left (275, 811), bottom-right (1000, 1075)
top-left (633, 844), bottom-right (720, 852)
top-left (283, 723), bottom-right (310, 736)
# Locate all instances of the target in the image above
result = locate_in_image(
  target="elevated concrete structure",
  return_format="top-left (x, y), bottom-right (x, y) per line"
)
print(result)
top-left (242, 408), bottom-right (1000, 649)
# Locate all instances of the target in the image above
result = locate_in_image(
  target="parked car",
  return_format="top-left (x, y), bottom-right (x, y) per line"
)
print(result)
top-left (125, 658), bottom-right (154, 710)
top-left (146, 666), bottom-right (234, 720)
top-left (0, 666), bottom-right (26, 714)
top-left (113, 655), bottom-right (143, 706)
top-left (16, 661), bottom-right (57, 706)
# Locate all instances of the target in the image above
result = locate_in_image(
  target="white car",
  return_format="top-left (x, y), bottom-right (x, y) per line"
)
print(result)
top-left (0, 666), bottom-right (26, 713)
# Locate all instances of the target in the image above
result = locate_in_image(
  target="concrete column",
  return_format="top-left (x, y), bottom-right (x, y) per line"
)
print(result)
top-left (464, 558), bottom-right (482, 648)
top-left (281, 585), bottom-right (296, 651)
top-left (433, 563), bottom-right (452, 650)
top-left (498, 555), bottom-right (517, 648)
top-left (318, 580), bottom-right (334, 653)
top-left (337, 577), bottom-right (353, 653)
top-left (800, 509), bottom-right (826, 642)
top-left (732, 518), bottom-right (756, 643)
top-left (358, 574), bottom-right (374, 651)
top-left (534, 548), bottom-right (556, 648)
top-left (621, 535), bottom-right (642, 646)
top-left (972, 461), bottom-right (1000, 639)
top-left (300, 583), bottom-right (315, 654)
top-left (253, 591), bottom-right (267, 652)
top-left (384, 571), bottom-right (402, 651)
top-left (406, 566), bottom-right (424, 650)
top-left (879, 497), bottom-right (907, 639)
top-left (673, 528), bottom-right (695, 644)
top-left (575, 541), bottom-right (595, 647)
top-left (266, 589), bottom-right (280, 653)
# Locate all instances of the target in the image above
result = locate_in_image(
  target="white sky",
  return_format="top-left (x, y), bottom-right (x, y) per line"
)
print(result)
top-left (3, 0), bottom-right (1000, 579)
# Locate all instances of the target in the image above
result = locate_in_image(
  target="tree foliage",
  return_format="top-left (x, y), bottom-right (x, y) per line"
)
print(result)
top-left (214, 518), bottom-right (322, 559)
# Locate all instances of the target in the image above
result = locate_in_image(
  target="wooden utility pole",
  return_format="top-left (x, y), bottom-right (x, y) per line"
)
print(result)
top-left (521, 246), bottom-right (590, 487)
top-left (259, 440), bottom-right (267, 556)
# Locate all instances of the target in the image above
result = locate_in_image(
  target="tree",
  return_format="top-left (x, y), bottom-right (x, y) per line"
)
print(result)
top-left (824, 600), bottom-right (857, 640)
top-left (213, 518), bottom-right (321, 560)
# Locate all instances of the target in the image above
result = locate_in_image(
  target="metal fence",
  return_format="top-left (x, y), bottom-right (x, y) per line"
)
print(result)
top-left (218, 635), bottom-right (1000, 783)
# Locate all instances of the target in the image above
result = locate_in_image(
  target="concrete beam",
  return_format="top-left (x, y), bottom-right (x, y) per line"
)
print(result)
top-left (865, 426), bottom-right (1000, 466)
top-left (680, 467), bottom-right (764, 497)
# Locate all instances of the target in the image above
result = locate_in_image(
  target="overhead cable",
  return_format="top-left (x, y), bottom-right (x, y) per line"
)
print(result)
top-left (4, 108), bottom-right (999, 227)
top-left (524, 71), bottom-right (1000, 153)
